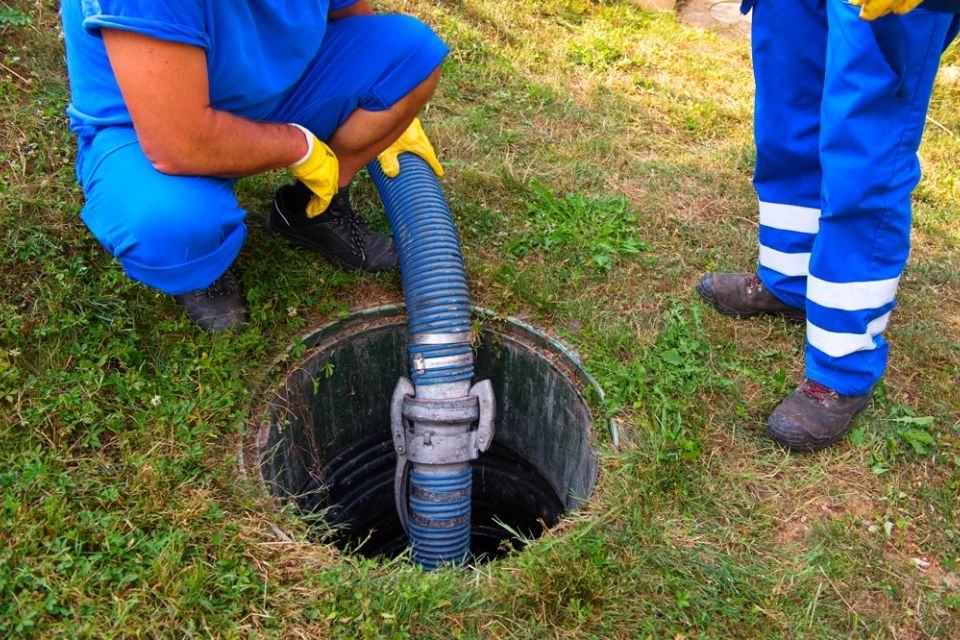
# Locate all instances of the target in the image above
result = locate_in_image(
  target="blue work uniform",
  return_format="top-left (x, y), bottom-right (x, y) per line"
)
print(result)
top-left (741, 0), bottom-right (959, 395)
top-left (61, 0), bottom-right (448, 295)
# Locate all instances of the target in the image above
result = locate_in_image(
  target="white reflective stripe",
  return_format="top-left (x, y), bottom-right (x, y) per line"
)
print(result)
top-left (807, 275), bottom-right (900, 311)
top-left (806, 312), bottom-right (891, 358)
top-left (759, 201), bottom-right (821, 234)
top-left (758, 245), bottom-right (810, 277)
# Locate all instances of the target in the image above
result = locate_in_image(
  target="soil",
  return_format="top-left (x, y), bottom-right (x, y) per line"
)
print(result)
top-left (678, 0), bottom-right (752, 40)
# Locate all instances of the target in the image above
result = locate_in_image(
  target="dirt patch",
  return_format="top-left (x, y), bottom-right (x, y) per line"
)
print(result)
top-left (925, 558), bottom-right (960, 591)
top-left (678, 0), bottom-right (752, 40)
top-left (776, 515), bottom-right (812, 546)
top-left (775, 497), bottom-right (877, 545)
top-left (882, 546), bottom-right (960, 594)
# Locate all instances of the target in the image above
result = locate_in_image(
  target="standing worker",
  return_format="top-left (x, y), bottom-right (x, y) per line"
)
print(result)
top-left (60, 0), bottom-right (447, 331)
top-left (697, 0), bottom-right (959, 450)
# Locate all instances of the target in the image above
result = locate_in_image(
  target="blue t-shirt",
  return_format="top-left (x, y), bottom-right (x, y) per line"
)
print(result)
top-left (61, 0), bottom-right (358, 136)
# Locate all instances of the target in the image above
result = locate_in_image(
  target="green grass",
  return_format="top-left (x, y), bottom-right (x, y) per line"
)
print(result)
top-left (2, 0), bottom-right (959, 637)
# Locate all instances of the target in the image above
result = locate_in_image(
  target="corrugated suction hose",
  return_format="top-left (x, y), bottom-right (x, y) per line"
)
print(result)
top-left (369, 153), bottom-right (495, 570)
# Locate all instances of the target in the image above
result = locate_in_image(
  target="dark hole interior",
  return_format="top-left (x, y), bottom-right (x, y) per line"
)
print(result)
top-left (295, 435), bottom-right (565, 561)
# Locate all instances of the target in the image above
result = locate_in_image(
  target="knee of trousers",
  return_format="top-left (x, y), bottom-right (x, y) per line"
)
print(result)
top-left (81, 156), bottom-right (247, 295)
top-left (122, 194), bottom-right (243, 265)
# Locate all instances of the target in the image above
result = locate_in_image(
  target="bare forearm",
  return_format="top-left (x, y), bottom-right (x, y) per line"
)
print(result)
top-left (101, 29), bottom-right (309, 178)
top-left (329, 0), bottom-right (374, 20)
top-left (147, 110), bottom-right (307, 178)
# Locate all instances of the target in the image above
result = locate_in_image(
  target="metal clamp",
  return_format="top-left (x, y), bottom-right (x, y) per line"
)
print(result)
top-left (389, 376), bottom-right (497, 534)
top-left (403, 431), bottom-right (481, 465)
top-left (410, 331), bottom-right (473, 346)
top-left (411, 352), bottom-right (474, 374)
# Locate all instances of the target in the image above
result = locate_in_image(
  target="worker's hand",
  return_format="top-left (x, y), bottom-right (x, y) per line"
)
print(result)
top-left (377, 118), bottom-right (444, 178)
top-left (850, 0), bottom-right (923, 20)
top-left (289, 124), bottom-right (339, 218)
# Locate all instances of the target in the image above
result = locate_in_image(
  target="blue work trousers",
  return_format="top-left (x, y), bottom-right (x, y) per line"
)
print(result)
top-left (750, 0), bottom-right (959, 395)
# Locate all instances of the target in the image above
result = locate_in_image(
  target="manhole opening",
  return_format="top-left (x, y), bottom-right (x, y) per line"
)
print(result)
top-left (248, 307), bottom-right (600, 564)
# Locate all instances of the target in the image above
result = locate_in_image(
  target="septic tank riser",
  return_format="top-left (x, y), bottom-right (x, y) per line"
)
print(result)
top-left (249, 308), bottom-right (599, 563)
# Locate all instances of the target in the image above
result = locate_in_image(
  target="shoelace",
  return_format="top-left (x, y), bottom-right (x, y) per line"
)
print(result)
top-left (205, 267), bottom-right (237, 299)
top-left (745, 274), bottom-right (763, 291)
top-left (330, 199), bottom-right (367, 263)
top-left (799, 379), bottom-right (835, 402)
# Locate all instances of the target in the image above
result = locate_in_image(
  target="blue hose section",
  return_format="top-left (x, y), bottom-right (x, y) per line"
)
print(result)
top-left (369, 152), bottom-right (475, 569)
top-left (369, 153), bottom-right (474, 387)
top-left (407, 468), bottom-right (472, 570)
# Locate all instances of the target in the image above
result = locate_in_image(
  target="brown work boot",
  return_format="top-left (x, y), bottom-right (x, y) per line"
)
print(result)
top-left (696, 272), bottom-right (805, 323)
top-left (766, 379), bottom-right (873, 451)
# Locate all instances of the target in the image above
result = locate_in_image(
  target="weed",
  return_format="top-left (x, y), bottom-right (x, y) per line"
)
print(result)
top-left (507, 181), bottom-right (649, 280)
top-left (0, 8), bottom-right (30, 27)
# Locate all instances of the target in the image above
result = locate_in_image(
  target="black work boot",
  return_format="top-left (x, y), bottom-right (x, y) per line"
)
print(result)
top-left (173, 266), bottom-right (248, 332)
top-left (696, 272), bottom-right (805, 323)
top-left (766, 379), bottom-right (873, 451)
top-left (266, 182), bottom-right (397, 272)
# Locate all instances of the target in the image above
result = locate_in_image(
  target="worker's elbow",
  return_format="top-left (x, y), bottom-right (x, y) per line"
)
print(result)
top-left (147, 156), bottom-right (187, 176)
top-left (141, 145), bottom-right (186, 175)
top-left (139, 133), bottom-right (202, 176)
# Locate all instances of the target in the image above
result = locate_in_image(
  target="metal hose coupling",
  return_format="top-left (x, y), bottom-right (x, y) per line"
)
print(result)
top-left (390, 374), bottom-right (495, 567)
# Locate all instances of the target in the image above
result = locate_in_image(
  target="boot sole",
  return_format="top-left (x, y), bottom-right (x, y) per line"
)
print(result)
top-left (695, 280), bottom-right (806, 325)
top-left (197, 308), bottom-right (248, 333)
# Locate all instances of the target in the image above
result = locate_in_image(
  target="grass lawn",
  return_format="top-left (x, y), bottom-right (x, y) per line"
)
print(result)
top-left (2, 0), bottom-right (959, 637)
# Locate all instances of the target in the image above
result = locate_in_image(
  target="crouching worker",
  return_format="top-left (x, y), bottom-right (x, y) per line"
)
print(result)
top-left (61, 0), bottom-right (448, 331)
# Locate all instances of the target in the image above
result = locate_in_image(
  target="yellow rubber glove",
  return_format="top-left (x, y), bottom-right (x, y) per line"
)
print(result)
top-left (376, 117), bottom-right (444, 178)
top-left (850, 0), bottom-right (923, 20)
top-left (288, 124), bottom-right (339, 218)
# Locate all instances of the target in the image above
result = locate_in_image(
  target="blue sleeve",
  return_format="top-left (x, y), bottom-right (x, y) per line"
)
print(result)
top-left (330, 0), bottom-right (360, 12)
top-left (80, 0), bottom-right (209, 50)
